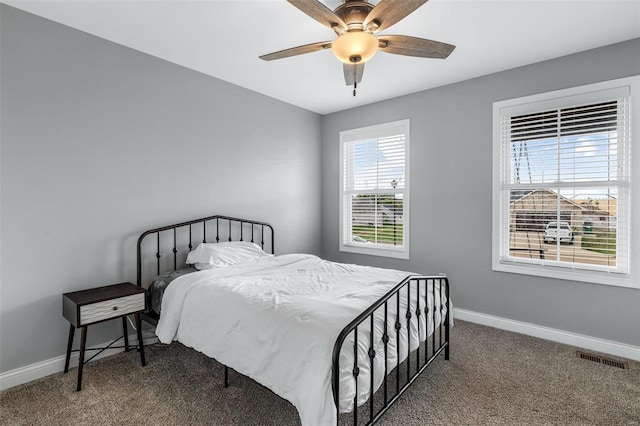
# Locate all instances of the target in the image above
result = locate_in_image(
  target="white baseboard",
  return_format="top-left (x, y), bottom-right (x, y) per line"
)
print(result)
top-left (453, 307), bottom-right (640, 362)
top-left (0, 332), bottom-right (158, 391)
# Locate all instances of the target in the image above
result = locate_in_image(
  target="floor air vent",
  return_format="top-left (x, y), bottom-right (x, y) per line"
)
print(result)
top-left (576, 351), bottom-right (629, 370)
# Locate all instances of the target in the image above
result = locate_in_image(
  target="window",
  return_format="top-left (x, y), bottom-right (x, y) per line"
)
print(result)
top-left (340, 120), bottom-right (410, 259)
top-left (493, 76), bottom-right (639, 288)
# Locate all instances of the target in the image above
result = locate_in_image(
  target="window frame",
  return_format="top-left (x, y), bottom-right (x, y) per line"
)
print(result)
top-left (339, 119), bottom-right (410, 259)
top-left (492, 76), bottom-right (639, 289)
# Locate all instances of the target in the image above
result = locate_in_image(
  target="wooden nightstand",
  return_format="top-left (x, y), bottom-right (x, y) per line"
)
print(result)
top-left (62, 282), bottom-right (147, 391)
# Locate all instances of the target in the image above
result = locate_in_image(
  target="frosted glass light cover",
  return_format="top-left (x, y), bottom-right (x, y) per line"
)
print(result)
top-left (332, 31), bottom-right (378, 64)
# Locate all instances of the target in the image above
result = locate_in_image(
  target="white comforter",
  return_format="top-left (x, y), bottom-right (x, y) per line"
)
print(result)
top-left (156, 254), bottom-right (449, 426)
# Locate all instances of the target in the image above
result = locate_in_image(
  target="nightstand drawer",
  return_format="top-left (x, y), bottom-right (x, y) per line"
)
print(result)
top-left (80, 293), bottom-right (145, 325)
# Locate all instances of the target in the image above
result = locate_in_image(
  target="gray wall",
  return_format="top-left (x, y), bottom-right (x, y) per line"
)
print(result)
top-left (0, 5), bottom-right (322, 373)
top-left (1, 4), bottom-right (638, 378)
top-left (321, 39), bottom-right (640, 347)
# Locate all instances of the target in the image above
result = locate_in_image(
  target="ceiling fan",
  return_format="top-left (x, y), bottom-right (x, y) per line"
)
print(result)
top-left (259, 0), bottom-right (456, 96)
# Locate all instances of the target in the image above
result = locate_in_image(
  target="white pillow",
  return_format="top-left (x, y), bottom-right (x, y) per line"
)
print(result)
top-left (193, 262), bottom-right (215, 271)
top-left (186, 241), bottom-right (270, 269)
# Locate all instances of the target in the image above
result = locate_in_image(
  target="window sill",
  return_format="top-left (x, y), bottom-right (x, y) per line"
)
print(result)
top-left (340, 243), bottom-right (409, 259)
top-left (492, 260), bottom-right (638, 289)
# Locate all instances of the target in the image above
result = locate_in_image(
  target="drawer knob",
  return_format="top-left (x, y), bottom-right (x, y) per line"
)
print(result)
top-left (112, 306), bottom-right (118, 311)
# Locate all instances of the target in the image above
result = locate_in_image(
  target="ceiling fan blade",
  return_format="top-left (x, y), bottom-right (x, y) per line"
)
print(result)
top-left (259, 41), bottom-right (332, 61)
top-left (378, 35), bottom-right (455, 59)
top-left (344, 63), bottom-right (364, 86)
top-left (287, 0), bottom-right (348, 33)
top-left (364, 0), bottom-right (429, 33)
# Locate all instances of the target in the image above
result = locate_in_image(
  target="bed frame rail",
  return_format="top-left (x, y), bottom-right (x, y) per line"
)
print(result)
top-left (332, 275), bottom-right (450, 425)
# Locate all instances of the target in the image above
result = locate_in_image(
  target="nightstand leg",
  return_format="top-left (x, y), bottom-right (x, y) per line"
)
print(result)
top-left (77, 326), bottom-right (87, 391)
top-left (122, 316), bottom-right (130, 352)
top-left (134, 313), bottom-right (146, 366)
top-left (64, 324), bottom-right (75, 373)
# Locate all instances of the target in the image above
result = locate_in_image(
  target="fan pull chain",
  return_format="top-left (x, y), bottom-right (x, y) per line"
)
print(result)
top-left (350, 57), bottom-right (358, 96)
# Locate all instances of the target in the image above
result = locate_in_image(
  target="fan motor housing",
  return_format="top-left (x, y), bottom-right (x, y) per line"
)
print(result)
top-left (334, 1), bottom-right (374, 29)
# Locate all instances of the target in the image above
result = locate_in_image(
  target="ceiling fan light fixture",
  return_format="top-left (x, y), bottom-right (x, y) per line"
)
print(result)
top-left (331, 31), bottom-right (378, 64)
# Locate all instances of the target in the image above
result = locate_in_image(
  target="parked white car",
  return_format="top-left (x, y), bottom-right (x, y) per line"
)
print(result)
top-left (544, 221), bottom-right (574, 244)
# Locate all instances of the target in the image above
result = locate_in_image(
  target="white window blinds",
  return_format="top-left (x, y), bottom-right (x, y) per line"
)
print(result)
top-left (493, 77), bottom-right (638, 286)
top-left (340, 120), bottom-right (410, 259)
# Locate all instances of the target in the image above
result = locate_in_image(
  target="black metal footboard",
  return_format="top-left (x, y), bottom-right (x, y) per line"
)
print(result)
top-left (332, 275), bottom-right (450, 425)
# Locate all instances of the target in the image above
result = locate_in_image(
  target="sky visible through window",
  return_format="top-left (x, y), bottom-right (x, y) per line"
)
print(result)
top-left (352, 135), bottom-right (405, 191)
top-left (510, 131), bottom-right (618, 200)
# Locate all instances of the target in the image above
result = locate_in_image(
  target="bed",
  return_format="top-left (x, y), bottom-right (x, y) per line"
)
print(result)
top-left (137, 215), bottom-right (451, 426)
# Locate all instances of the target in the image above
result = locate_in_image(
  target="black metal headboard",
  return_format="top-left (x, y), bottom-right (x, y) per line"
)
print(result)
top-left (136, 215), bottom-right (274, 288)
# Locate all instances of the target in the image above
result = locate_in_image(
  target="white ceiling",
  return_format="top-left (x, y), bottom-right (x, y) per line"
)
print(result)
top-left (4, 0), bottom-right (640, 114)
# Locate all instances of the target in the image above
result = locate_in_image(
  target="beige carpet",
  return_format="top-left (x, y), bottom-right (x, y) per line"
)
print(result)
top-left (1, 320), bottom-right (638, 425)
